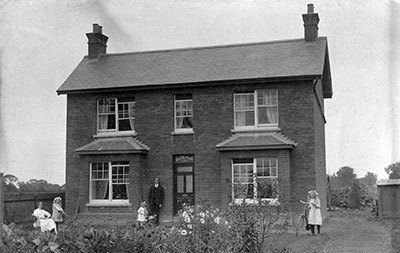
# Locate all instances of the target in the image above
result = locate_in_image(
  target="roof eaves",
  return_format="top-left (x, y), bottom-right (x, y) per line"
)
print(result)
top-left (76, 149), bottom-right (148, 155)
top-left (56, 75), bottom-right (321, 95)
top-left (322, 44), bottom-right (333, 99)
top-left (216, 144), bottom-right (295, 151)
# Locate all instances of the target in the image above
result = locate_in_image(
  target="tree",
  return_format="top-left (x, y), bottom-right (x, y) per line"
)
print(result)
top-left (19, 179), bottom-right (63, 192)
top-left (3, 174), bottom-right (20, 193)
top-left (384, 162), bottom-right (400, 179)
top-left (335, 166), bottom-right (357, 187)
top-left (359, 172), bottom-right (377, 187)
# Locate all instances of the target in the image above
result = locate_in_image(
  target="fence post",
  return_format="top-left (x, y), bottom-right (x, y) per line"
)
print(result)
top-left (0, 173), bottom-right (4, 245)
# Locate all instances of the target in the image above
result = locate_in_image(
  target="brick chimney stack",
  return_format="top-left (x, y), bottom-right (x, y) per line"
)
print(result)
top-left (86, 24), bottom-right (109, 59)
top-left (302, 4), bottom-right (320, 42)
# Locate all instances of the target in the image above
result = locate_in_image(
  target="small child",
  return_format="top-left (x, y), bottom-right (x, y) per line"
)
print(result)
top-left (137, 201), bottom-right (149, 227)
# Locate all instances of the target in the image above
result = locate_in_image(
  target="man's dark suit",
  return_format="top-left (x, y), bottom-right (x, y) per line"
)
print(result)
top-left (149, 184), bottom-right (164, 225)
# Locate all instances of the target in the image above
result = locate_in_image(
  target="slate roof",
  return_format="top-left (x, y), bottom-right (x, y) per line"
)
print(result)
top-left (57, 37), bottom-right (332, 97)
top-left (216, 132), bottom-right (297, 151)
top-left (75, 137), bottom-right (149, 155)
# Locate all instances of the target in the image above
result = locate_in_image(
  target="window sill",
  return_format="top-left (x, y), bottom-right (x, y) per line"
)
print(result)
top-left (231, 127), bottom-right (281, 133)
top-left (94, 132), bottom-right (137, 138)
top-left (231, 198), bottom-right (280, 206)
top-left (86, 202), bottom-right (131, 207)
top-left (171, 130), bottom-right (195, 135)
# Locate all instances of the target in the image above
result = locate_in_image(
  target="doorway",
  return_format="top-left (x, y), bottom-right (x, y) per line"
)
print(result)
top-left (173, 155), bottom-right (195, 215)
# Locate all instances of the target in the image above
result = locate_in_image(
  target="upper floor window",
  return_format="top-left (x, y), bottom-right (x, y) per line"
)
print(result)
top-left (234, 90), bottom-right (278, 129)
top-left (90, 161), bottom-right (130, 204)
top-left (174, 94), bottom-right (193, 132)
top-left (97, 98), bottom-right (135, 134)
top-left (232, 158), bottom-right (279, 204)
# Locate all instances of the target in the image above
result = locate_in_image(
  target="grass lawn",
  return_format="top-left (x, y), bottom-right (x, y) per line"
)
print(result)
top-left (391, 219), bottom-right (400, 253)
top-left (267, 208), bottom-right (392, 253)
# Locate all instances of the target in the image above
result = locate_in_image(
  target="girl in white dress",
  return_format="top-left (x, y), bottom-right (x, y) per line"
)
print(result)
top-left (52, 197), bottom-right (65, 231)
top-left (307, 190), bottom-right (322, 235)
top-left (137, 201), bottom-right (149, 227)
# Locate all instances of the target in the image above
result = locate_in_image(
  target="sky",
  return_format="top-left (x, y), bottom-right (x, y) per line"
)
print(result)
top-left (0, 0), bottom-right (399, 185)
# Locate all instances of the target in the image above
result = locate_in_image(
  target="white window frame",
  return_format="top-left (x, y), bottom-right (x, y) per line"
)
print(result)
top-left (231, 158), bottom-right (279, 205)
top-left (89, 161), bottom-right (130, 205)
top-left (234, 89), bottom-right (278, 130)
top-left (174, 95), bottom-right (193, 133)
top-left (97, 98), bottom-right (135, 134)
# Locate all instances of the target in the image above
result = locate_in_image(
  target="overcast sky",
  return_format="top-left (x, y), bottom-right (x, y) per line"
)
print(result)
top-left (0, 0), bottom-right (399, 185)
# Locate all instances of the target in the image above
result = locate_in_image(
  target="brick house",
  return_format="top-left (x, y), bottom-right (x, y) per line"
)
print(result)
top-left (57, 4), bottom-right (332, 224)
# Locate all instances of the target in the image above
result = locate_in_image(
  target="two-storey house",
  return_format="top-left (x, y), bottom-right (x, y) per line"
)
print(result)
top-left (57, 4), bottom-right (332, 224)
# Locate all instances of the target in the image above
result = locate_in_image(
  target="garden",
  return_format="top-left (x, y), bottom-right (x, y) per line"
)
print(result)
top-left (1, 201), bottom-right (294, 253)
top-left (1, 200), bottom-right (392, 253)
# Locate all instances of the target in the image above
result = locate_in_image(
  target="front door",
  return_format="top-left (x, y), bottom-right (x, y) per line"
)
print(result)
top-left (173, 155), bottom-right (195, 215)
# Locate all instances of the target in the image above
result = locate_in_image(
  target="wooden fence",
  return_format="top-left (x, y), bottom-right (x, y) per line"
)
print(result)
top-left (3, 191), bottom-right (65, 225)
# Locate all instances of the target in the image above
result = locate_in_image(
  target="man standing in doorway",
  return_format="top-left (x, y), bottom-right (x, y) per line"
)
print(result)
top-left (149, 178), bottom-right (164, 225)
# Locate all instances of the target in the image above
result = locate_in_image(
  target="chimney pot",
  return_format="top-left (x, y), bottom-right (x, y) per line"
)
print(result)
top-left (86, 24), bottom-right (108, 58)
top-left (302, 4), bottom-right (319, 42)
top-left (307, 4), bottom-right (314, 14)
top-left (93, 24), bottom-right (100, 33)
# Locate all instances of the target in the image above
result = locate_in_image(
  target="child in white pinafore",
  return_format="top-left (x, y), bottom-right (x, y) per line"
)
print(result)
top-left (307, 190), bottom-right (322, 235)
top-left (137, 201), bottom-right (149, 227)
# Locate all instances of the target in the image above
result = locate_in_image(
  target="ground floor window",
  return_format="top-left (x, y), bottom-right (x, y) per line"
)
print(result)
top-left (90, 161), bottom-right (129, 203)
top-left (232, 158), bottom-right (279, 204)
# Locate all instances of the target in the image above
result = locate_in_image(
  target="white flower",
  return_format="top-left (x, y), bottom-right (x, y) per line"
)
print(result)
top-left (188, 224), bottom-right (193, 229)
top-left (199, 212), bottom-right (205, 218)
top-left (200, 218), bottom-right (205, 224)
top-left (185, 216), bottom-right (191, 223)
top-left (180, 229), bottom-right (188, 236)
top-left (214, 217), bottom-right (221, 224)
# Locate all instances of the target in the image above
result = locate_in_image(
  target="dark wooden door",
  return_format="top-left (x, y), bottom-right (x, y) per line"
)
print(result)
top-left (380, 185), bottom-right (397, 218)
top-left (173, 156), bottom-right (195, 215)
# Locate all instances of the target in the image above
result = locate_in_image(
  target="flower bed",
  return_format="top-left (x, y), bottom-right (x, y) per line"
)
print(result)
top-left (1, 202), bottom-right (291, 253)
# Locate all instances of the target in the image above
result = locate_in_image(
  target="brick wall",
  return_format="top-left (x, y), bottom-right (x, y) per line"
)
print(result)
top-left (65, 79), bottom-right (328, 222)
top-left (313, 80), bottom-right (328, 219)
top-left (279, 80), bottom-right (317, 215)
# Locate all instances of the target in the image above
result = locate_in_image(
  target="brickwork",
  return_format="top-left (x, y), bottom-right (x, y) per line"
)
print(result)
top-left (314, 80), bottom-right (328, 219)
top-left (65, 79), bottom-right (329, 222)
top-left (279, 80), bottom-right (317, 215)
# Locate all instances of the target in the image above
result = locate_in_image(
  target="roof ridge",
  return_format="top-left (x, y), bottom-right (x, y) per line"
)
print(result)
top-left (85, 37), bottom-right (327, 59)
top-left (272, 132), bottom-right (298, 146)
top-left (133, 137), bottom-right (150, 150)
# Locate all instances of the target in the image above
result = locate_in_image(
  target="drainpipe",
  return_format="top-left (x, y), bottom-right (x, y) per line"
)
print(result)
top-left (313, 79), bottom-right (327, 123)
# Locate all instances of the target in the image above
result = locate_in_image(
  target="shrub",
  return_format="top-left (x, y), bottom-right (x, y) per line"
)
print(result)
top-left (1, 202), bottom-right (290, 253)
top-left (165, 201), bottom-right (290, 253)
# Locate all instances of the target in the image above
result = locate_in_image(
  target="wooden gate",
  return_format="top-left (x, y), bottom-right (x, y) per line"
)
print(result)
top-left (378, 179), bottom-right (400, 218)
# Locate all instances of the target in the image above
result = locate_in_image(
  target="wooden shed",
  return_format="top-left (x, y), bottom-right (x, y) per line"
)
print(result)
top-left (377, 179), bottom-right (400, 218)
